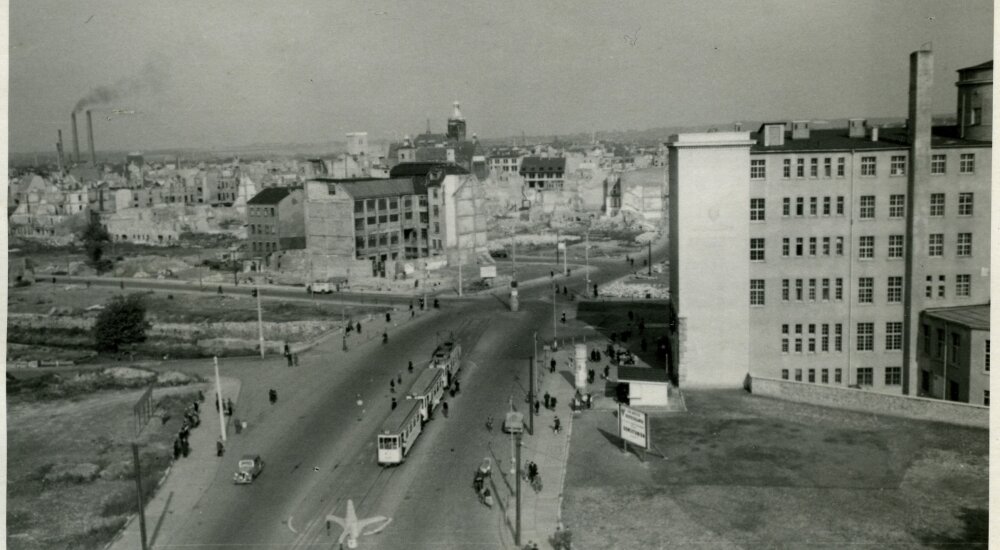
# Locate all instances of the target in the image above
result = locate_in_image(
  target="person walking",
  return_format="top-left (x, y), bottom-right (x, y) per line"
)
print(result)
top-left (442, 401), bottom-right (449, 417)
top-left (390, 379), bottom-right (395, 393)
top-left (216, 438), bottom-right (225, 457)
top-left (397, 373), bottom-right (403, 384)
top-left (386, 312), bottom-right (392, 323)
top-left (408, 360), bottom-right (414, 373)
top-left (391, 397), bottom-right (397, 410)
top-left (550, 358), bottom-right (556, 374)
top-left (356, 321), bottom-right (362, 334)
top-left (382, 331), bottom-right (388, 344)
top-left (173, 437), bottom-right (182, 460)
top-left (544, 392), bottom-right (551, 409)
top-left (269, 389), bottom-right (277, 404)
top-left (534, 400), bottom-right (540, 415)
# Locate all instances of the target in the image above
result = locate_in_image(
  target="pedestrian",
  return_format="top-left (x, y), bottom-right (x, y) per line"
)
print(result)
top-left (562, 286), bottom-right (567, 296)
top-left (198, 390), bottom-right (205, 402)
top-left (544, 392), bottom-right (551, 408)
top-left (173, 438), bottom-right (182, 460)
top-left (391, 397), bottom-right (397, 410)
top-left (390, 379), bottom-right (395, 393)
top-left (269, 389), bottom-right (277, 404)
top-left (286, 352), bottom-right (293, 367)
top-left (382, 332), bottom-right (388, 344)
top-left (408, 360), bottom-right (414, 373)
top-left (217, 438), bottom-right (225, 457)
top-left (217, 285), bottom-right (223, 294)
top-left (182, 438), bottom-right (190, 457)
top-left (551, 396), bottom-right (557, 410)
top-left (442, 401), bottom-right (449, 417)
top-left (397, 373), bottom-right (403, 384)
top-left (192, 400), bottom-right (199, 414)
top-left (386, 312), bottom-right (391, 323)
top-left (534, 400), bottom-right (540, 415)
top-left (553, 416), bottom-right (561, 433)
top-left (561, 312), bottom-right (566, 324)
top-left (454, 380), bottom-right (460, 394)
top-left (550, 270), bottom-right (555, 279)
top-left (284, 343), bottom-right (290, 356)
top-left (604, 365), bottom-right (610, 379)
top-left (550, 358), bottom-right (556, 374)
top-left (293, 353), bottom-right (299, 366)
top-left (356, 321), bottom-right (362, 334)
top-left (215, 394), bottom-right (220, 412)
top-left (226, 398), bottom-right (234, 416)
top-left (409, 302), bottom-right (414, 311)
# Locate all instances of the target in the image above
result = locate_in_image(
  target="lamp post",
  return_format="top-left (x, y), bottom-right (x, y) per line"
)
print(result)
top-left (255, 282), bottom-right (265, 359)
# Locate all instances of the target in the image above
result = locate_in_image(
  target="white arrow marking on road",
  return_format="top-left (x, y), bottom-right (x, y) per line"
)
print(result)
top-left (288, 516), bottom-right (298, 533)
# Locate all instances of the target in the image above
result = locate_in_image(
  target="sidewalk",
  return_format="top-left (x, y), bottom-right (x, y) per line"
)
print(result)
top-left (107, 377), bottom-right (241, 550)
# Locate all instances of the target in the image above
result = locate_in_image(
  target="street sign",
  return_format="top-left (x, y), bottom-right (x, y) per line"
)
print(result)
top-left (557, 242), bottom-right (566, 251)
top-left (618, 404), bottom-right (649, 449)
top-left (480, 265), bottom-right (497, 278)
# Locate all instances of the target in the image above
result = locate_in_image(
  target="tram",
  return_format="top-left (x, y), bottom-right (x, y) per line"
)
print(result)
top-left (377, 399), bottom-right (423, 466)
top-left (407, 367), bottom-right (446, 422)
top-left (430, 340), bottom-right (462, 385)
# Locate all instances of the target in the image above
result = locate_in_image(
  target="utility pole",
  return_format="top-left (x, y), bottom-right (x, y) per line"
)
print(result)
top-left (585, 230), bottom-right (590, 291)
top-left (515, 431), bottom-right (522, 547)
top-left (527, 356), bottom-right (535, 435)
top-left (511, 233), bottom-right (517, 281)
top-left (563, 241), bottom-right (568, 276)
top-left (458, 250), bottom-right (463, 297)
top-left (214, 356), bottom-right (226, 442)
top-left (552, 283), bottom-right (558, 346)
top-left (648, 240), bottom-right (652, 276)
top-left (255, 283), bottom-right (265, 358)
top-left (131, 443), bottom-right (149, 550)
top-left (555, 229), bottom-right (560, 267)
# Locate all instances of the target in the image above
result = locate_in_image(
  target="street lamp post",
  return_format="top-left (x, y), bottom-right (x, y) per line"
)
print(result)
top-left (255, 282), bottom-right (265, 359)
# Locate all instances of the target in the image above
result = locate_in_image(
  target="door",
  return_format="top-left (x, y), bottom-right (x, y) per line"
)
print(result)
top-left (949, 380), bottom-right (960, 402)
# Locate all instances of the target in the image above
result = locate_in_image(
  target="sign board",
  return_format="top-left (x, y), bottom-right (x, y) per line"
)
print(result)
top-left (557, 242), bottom-right (566, 251)
top-left (480, 265), bottom-right (497, 278)
top-left (618, 404), bottom-right (649, 449)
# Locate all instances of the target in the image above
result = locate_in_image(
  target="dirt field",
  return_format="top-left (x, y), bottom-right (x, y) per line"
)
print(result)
top-left (563, 390), bottom-right (988, 549)
top-left (7, 375), bottom-right (206, 550)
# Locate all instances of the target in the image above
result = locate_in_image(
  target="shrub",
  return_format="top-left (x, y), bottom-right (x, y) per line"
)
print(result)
top-left (93, 294), bottom-right (150, 352)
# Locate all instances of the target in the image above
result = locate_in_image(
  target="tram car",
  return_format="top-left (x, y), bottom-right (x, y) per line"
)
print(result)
top-left (406, 367), bottom-right (446, 422)
top-left (430, 340), bottom-right (462, 385)
top-left (377, 399), bottom-right (423, 466)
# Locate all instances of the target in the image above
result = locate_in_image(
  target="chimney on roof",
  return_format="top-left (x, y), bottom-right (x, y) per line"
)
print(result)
top-left (71, 112), bottom-right (80, 163)
top-left (86, 110), bottom-right (97, 166)
top-left (870, 125), bottom-right (879, 142)
top-left (56, 129), bottom-right (65, 173)
top-left (791, 120), bottom-right (810, 140)
top-left (733, 122), bottom-right (742, 132)
top-left (848, 118), bottom-right (867, 138)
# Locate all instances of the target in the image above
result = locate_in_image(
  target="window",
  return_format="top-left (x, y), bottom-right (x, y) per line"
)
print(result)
top-left (835, 278), bottom-right (843, 301)
top-left (822, 237), bottom-right (831, 256)
top-left (808, 324), bottom-right (816, 353)
top-left (783, 197), bottom-right (791, 217)
top-left (389, 199), bottom-right (398, 209)
top-left (823, 196), bottom-right (831, 216)
top-left (837, 157), bottom-right (846, 177)
top-left (958, 193), bottom-right (973, 216)
top-left (886, 322), bottom-right (902, 351)
top-left (782, 238), bottom-right (790, 257)
top-left (835, 368), bottom-right (843, 383)
top-left (887, 276), bottom-right (902, 303)
top-left (936, 328), bottom-right (945, 358)
top-left (796, 197), bottom-right (804, 216)
top-left (885, 367), bottom-right (901, 385)
top-left (857, 323), bottom-right (874, 351)
top-left (938, 277), bottom-right (946, 298)
top-left (809, 237), bottom-right (817, 256)
top-left (795, 279), bottom-right (803, 301)
top-left (957, 233), bottom-right (972, 257)
top-left (781, 369), bottom-right (789, 380)
top-left (821, 278), bottom-right (830, 301)
top-left (956, 274), bottom-right (970, 297)
top-left (950, 333), bottom-right (961, 365)
top-left (986, 340), bottom-right (990, 371)
top-left (750, 198), bottom-right (765, 221)
top-left (751, 159), bottom-right (766, 179)
top-left (857, 368), bottom-right (873, 386)
top-left (959, 153), bottom-right (975, 174)
top-left (378, 215), bottom-right (388, 223)
top-left (819, 324), bottom-right (830, 352)
top-left (836, 196), bottom-right (845, 215)
top-left (890, 155), bottom-right (906, 176)
top-left (835, 236), bottom-right (844, 256)
top-left (367, 215), bottom-right (376, 225)
top-left (985, 391), bottom-right (990, 407)
top-left (931, 154), bottom-right (946, 174)
top-left (858, 278), bottom-right (873, 304)
top-left (783, 159), bottom-right (791, 179)
top-left (929, 193), bottom-right (945, 216)
top-left (795, 238), bottom-right (803, 257)
top-left (354, 200), bottom-right (365, 213)
top-left (810, 158), bottom-right (818, 177)
top-left (354, 218), bottom-right (365, 230)
top-left (808, 279), bottom-right (816, 301)
top-left (889, 194), bottom-right (905, 218)
top-left (367, 234), bottom-right (377, 247)
top-left (750, 279), bottom-right (765, 306)
top-left (795, 369), bottom-right (802, 381)
top-left (750, 238), bottom-right (765, 261)
top-left (808, 369), bottom-right (816, 382)
top-left (809, 197), bottom-right (818, 216)
top-left (823, 158), bottom-right (832, 177)
top-left (859, 236), bottom-right (874, 259)
top-left (922, 324), bottom-right (931, 354)
top-left (781, 324), bottom-right (789, 353)
top-left (390, 214), bottom-right (399, 222)
top-left (821, 369), bottom-right (829, 383)
top-left (366, 199), bottom-right (376, 210)
top-left (860, 156), bottom-right (876, 176)
top-left (928, 234), bottom-right (943, 257)
top-left (782, 279), bottom-right (789, 301)
top-left (795, 324), bottom-right (803, 353)
top-left (796, 158), bottom-right (805, 178)
top-left (887, 235), bottom-right (904, 259)
top-left (859, 196), bottom-right (875, 219)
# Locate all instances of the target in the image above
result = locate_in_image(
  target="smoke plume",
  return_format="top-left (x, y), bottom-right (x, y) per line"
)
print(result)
top-left (74, 57), bottom-right (169, 113)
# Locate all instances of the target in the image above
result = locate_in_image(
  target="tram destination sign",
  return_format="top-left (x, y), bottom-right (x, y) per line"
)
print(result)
top-left (618, 404), bottom-right (649, 449)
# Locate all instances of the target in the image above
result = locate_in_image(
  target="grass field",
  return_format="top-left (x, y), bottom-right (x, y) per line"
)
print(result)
top-left (7, 378), bottom-right (205, 550)
top-left (563, 390), bottom-right (988, 549)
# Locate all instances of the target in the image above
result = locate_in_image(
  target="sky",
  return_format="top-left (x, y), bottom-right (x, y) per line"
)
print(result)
top-left (8, 0), bottom-right (994, 153)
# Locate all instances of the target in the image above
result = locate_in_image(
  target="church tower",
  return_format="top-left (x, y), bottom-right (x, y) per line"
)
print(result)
top-left (447, 101), bottom-right (467, 141)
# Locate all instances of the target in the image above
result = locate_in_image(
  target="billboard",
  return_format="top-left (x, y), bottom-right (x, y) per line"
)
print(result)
top-left (618, 404), bottom-right (649, 449)
top-left (480, 265), bottom-right (497, 278)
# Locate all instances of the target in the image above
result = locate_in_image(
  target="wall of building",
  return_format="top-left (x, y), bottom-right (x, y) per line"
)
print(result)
top-left (916, 316), bottom-right (990, 404)
top-left (750, 375), bottom-right (988, 428)
top-left (668, 132), bottom-right (755, 387)
top-left (304, 181), bottom-right (356, 257)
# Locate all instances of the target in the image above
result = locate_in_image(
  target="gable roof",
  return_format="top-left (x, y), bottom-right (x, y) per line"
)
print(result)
top-left (247, 187), bottom-right (292, 205)
top-left (750, 125), bottom-right (991, 153)
top-left (923, 304), bottom-right (990, 330)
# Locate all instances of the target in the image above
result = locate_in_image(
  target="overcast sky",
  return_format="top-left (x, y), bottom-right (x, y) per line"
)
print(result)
top-left (8, 0), bottom-right (994, 153)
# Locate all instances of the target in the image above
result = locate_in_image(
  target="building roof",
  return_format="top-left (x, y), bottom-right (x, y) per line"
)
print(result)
top-left (247, 187), bottom-right (293, 205)
top-left (389, 162), bottom-right (469, 178)
top-left (338, 178), bottom-right (418, 199)
top-left (618, 366), bottom-right (671, 383)
top-left (923, 304), bottom-right (990, 331)
top-left (750, 125), bottom-right (991, 154)
top-left (520, 157), bottom-right (566, 172)
top-left (957, 60), bottom-right (992, 72)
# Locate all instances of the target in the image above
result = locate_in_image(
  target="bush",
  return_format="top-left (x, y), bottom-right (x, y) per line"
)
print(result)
top-left (93, 294), bottom-right (150, 352)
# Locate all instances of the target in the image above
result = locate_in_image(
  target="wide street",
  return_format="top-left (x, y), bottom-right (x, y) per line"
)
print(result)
top-left (146, 243), bottom-right (660, 549)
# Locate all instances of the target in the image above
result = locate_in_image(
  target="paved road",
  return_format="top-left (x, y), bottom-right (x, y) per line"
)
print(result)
top-left (146, 236), bottom-right (668, 548)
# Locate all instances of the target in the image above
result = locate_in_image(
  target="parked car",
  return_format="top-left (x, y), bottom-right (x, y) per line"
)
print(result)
top-left (233, 454), bottom-right (264, 484)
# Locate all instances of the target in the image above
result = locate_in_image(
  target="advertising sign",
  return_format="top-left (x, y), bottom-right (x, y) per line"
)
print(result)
top-left (557, 242), bottom-right (566, 251)
top-left (618, 404), bottom-right (649, 449)
top-left (480, 265), bottom-right (497, 278)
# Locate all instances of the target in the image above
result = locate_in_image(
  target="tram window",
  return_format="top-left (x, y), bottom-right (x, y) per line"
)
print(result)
top-left (379, 437), bottom-right (398, 450)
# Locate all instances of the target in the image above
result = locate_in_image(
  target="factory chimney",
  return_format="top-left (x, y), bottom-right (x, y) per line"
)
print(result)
top-left (71, 112), bottom-right (81, 163)
top-left (56, 129), bottom-right (65, 173)
top-left (86, 110), bottom-right (97, 166)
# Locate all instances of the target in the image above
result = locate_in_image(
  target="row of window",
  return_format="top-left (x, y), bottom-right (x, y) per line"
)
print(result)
top-left (780, 366), bottom-right (901, 386)
top-left (249, 206), bottom-right (275, 217)
top-left (249, 224), bottom-right (274, 235)
top-left (751, 192), bottom-right (975, 222)
top-left (921, 329), bottom-right (990, 372)
top-left (751, 153), bottom-right (977, 180)
top-left (750, 233), bottom-right (974, 261)
top-left (353, 195), bottom-right (430, 214)
top-left (251, 241), bottom-right (277, 254)
top-left (779, 322), bottom-right (901, 353)
top-left (752, 274), bottom-right (974, 306)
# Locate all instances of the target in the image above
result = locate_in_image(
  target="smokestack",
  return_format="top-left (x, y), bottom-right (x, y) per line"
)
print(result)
top-left (71, 112), bottom-right (80, 163)
top-left (56, 130), bottom-right (65, 173)
top-left (86, 110), bottom-right (96, 166)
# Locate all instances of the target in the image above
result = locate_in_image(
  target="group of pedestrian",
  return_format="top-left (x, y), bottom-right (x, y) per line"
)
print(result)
top-left (173, 395), bottom-right (205, 460)
top-left (543, 392), bottom-right (558, 411)
top-left (216, 394), bottom-right (235, 417)
top-left (283, 344), bottom-right (299, 367)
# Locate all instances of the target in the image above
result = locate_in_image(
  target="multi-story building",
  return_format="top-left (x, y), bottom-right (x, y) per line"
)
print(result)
top-left (519, 157), bottom-right (566, 190)
top-left (917, 304), bottom-right (989, 404)
top-left (667, 50), bottom-right (991, 395)
top-left (488, 149), bottom-right (523, 174)
top-left (246, 187), bottom-right (306, 261)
